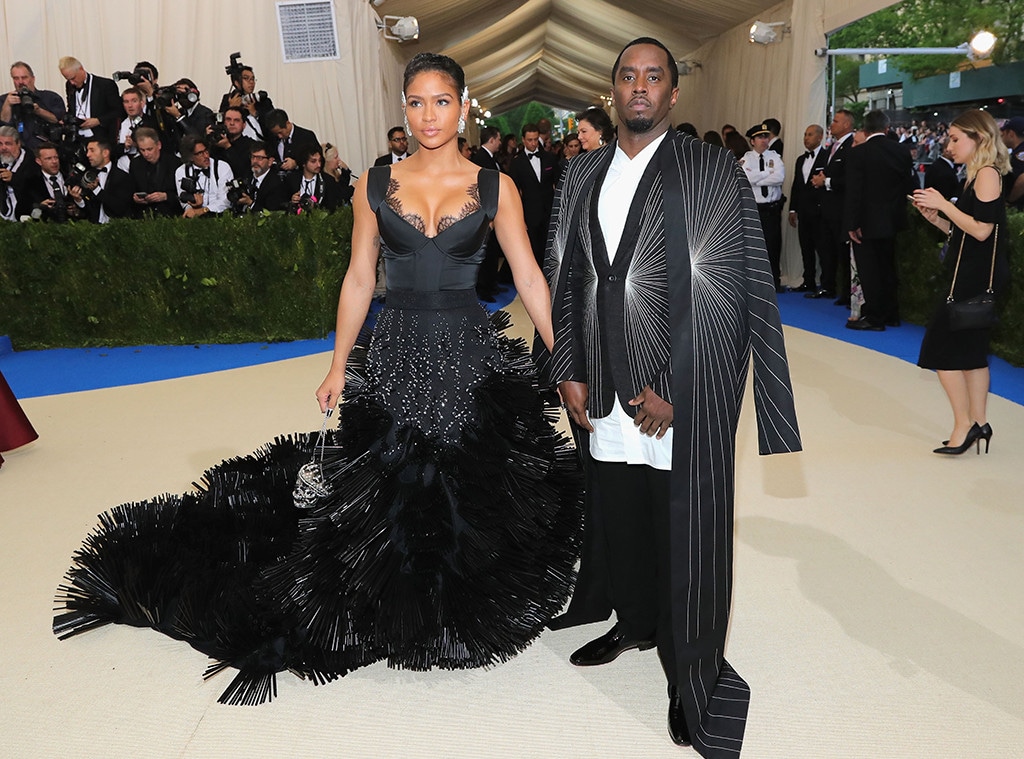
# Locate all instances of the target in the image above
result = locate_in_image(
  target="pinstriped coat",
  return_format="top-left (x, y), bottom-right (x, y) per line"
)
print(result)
top-left (544, 129), bottom-right (802, 759)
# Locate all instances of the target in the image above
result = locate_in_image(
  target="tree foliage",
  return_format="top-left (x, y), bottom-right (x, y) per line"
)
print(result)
top-left (832, 0), bottom-right (1024, 77)
top-left (485, 101), bottom-right (555, 142)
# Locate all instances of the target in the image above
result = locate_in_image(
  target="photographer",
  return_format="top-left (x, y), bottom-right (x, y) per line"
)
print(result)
top-left (323, 142), bottom-right (353, 206)
top-left (265, 109), bottom-right (318, 173)
top-left (209, 106), bottom-right (253, 179)
top-left (25, 141), bottom-right (78, 222)
top-left (115, 87), bottom-right (159, 170)
top-left (218, 55), bottom-right (273, 139)
top-left (175, 134), bottom-right (234, 217)
top-left (59, 56), bottom-right (121, 143)
top-left (233, 141), bottom-right (287, 213)
top-left (284, 143), bottom-right (340, 213)
top-left (0, 62), bottom-right (66, 153)
top-left (0, 125), bottom-right (40, 219)
top-left (128, 127), bottom-right (180, 217)
top-left (164, 78), bottom-right (216, 143)
top-left (68, 137), bottom-right (132, 224)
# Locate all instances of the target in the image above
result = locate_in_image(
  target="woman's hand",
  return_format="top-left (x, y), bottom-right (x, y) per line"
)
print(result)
top-left (316, 367), bottom-right (346, 412)
top-left (911, 187), bottom-right (946, 211)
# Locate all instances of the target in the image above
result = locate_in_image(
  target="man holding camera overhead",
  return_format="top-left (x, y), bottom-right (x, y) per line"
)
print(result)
top-left (209, 106), bottom-right (254, 179)
top-left (0, 61), bottom-right (66, 153)
top-left (219, 54), bottom-right (275, 140)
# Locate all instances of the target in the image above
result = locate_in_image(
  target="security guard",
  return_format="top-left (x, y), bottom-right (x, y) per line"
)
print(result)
top-left (742, 122), bottom-right (786, 290)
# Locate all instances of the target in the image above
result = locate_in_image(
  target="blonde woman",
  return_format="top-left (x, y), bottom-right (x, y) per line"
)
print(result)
top-left (912, 109), bottom-right (1011, 455)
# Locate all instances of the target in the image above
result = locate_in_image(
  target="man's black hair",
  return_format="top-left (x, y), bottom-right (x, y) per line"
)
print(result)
top-left (612, 37), bottom-right (678, 89)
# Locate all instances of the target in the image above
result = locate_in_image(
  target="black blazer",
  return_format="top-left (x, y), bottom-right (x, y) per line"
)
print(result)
top-left (268, 124), bottom-right (319, 166)
top-left (507, 149), bottom-right (556, 227)
top-left (65, 73), bottom-right (122, 141)
top-left (9, 153), bottom-right (41, 218)
top-left (819, 135), bottom-right (853, 222)
top-left (471, 147), bottom-right (501, 172)
top-left (247, 171), bottom-right (289, 212)
top-left (373, 152), bottom-right (408, 166)
top-left (788, 147), bottom-right (827, 217)
top-left (284, 172), bottom-right (341, 211)
top-left (844, 135), bottom-right (917, 239)
top-left (25, 170), bottom-right (73, 220)
top-left (84, 166), bottom-right (133, 222)
top-left (924, 158), bottom-right (961, 200)
top-left (128, 153), bottom-right (181, 216)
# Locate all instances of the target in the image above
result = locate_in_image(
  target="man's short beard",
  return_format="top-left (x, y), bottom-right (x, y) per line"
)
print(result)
top-left (624, 116), bottom-right (655, 134)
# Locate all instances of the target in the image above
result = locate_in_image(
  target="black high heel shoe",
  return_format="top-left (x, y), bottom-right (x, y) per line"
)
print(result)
top-left (933, 423), bottom-right (983, 455)
top-left (978, 423), bottom-right (993, 453)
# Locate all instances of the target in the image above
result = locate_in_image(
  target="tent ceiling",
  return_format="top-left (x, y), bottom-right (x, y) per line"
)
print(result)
top-left (376, 0), bottom-right (782, 113)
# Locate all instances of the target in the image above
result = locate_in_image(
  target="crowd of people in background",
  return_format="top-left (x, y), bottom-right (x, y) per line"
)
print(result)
top-left (0, 57), bottom-right (353, 224)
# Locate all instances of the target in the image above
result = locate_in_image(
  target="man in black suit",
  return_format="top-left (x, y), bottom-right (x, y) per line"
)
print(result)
top-left (844, 110), bottom-right (917, 331)
top-left (59, 56), bottom-right (122, 144)
top-left (70, 137), bottom-right (132, 223)
top-left (924, 138), bottom-right (960, 200)
top-left (471, 126), bottom-right (503, 299)
top-left (507, 122), bottom-right (556, 265)
top-left (265, 108), bottom-right (318, 173)
top-left (25, 141), bottom-right (77, 221)
top-left (114, 87), bottom-right (159, 168)
top-left (0, 125), bottom-right (40, 219)
top-left (764, 117), bottom-right (784, 157)
top-left (210, 106), bottom-right (254, 179)
top-left (373, 126), bottom-right (410, 166)
top-left (788, 124), bottom-right (827, 292)
top-left (235, 141), bottom-right (288, 213)
top-left (809, 108), bottom-right (856, 302)
top-left (128, 127), bottom-right (180, 217)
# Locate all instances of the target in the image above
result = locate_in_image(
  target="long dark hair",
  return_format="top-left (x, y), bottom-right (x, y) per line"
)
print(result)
top-left (576, 107), bottom-right (614, 144)
top-left (403, 53), bottom-right (466, 101)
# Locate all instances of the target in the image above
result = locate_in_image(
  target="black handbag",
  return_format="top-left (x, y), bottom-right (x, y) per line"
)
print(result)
top-left (293, 407), bottom-right (333, 509)
top-left (945, 224), bottom-right (998, 331)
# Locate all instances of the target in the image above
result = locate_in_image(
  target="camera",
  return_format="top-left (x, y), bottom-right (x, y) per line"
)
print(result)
top-left (208, 113), bottom-right (227, 143)
top-left (225, 52), bottom-right (244, 81)
top-left (65, 161), bottom-right (99, 200)
top-left (225, 178), bottom-right (250, 206)
top-left (153, 86), bottom-right (198, 113)
top-left (289, 193), bottom-right (318, 215)
top-left (112, 69), bottom-right (147, 86)
top-left (13, 86), bottom-right (35, 111)
top-left (179, 174), bottom-right (201, 205)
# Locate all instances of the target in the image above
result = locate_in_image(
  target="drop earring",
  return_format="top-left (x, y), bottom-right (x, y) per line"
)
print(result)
top-left (401, 92), bottom-right (410, 134)
top-left (458, 115), bottom-right (466, 134)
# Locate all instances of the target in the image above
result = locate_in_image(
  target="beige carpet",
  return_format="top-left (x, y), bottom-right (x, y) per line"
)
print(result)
top-left (2, 302), bottom-right (1022, 759)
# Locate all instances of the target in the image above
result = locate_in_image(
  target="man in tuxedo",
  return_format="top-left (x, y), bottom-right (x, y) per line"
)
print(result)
top-left (165, 78), bottom-right (216, 143)
top-left (924, 138), bottom-right (960, 200)
top-left (218, 65), bottom-right (274, 140)
top-left (764, 117), bottom-right (784, 157)
top-left (59, 56), bottom-right (122, 144)
top-left (809, 108), bottom-right (856, 302)
top-left (265, 108), bottom-right (318, 173)
top-left (471, 126), bottom-right (503, 299)
top-left (284, 143), bottom-right (342, 212)
top-left (373, 126), bottom-right (410, 166)
top-left (0, 61), bottom-right (66, 153)
top-left (25, 141), bottom-right (77, 222)
top-left (546, 38), bottom-right (800, 756)
top-left (234, 141), bottom-right (288, 213)
top-left (508, 122), bottom-right (556, 265)
top-left (844, 110), bottom-right (917, 331)
top-left (210, 106), bottom-right (254, 179)
top-left (128, 127), bottom-right (181, 217)
top-left (114, 87), bottom-right (159, 170)
top-left (70, 138), bottom-right (132, 223)
top-left (788, 124), bottom-right (827, 292)
top-left (0, 125), bottom-right (42, 219)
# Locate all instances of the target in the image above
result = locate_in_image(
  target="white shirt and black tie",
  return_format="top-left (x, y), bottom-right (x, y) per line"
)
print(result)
top-left (525, 150), bottom-right (542, 181)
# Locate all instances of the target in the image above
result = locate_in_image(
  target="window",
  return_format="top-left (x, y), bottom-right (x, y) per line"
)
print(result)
top-left (277, 1), bottom-right (340, 62)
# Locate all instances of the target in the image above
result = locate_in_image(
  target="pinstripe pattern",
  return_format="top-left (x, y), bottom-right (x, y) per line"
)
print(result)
top-left (548, 131), bottom-right (801, 759)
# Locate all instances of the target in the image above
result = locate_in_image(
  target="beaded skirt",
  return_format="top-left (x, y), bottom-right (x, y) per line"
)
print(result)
top-left (54, 291), bottom-right (583, 704)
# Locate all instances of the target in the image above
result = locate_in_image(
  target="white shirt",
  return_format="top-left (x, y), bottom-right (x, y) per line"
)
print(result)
top-left (175, 159), bottom-right (235, 213)
top-left (801, 145), bottom-right (822, 183)
top-left (590, 133), bottom-right (673, 471)
top-left (742, 148), bottom-right (785, 203)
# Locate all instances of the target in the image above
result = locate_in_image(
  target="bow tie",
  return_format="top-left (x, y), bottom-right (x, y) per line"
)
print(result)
top-left (97, 166), bottom-right (108, 174)
top-left (527, 152), bottom-right (540, 160)
top-left (804, 150), bottom-right (813, 159)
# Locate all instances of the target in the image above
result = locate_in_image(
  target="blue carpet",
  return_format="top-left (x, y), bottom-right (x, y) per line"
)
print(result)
top-left (2, 283), bottom-right (1022, 407)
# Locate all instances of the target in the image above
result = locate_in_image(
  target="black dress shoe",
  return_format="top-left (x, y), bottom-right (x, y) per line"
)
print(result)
top-left (569, 623), bottom-right (656, 666)
top-left (845, 317), bottom-right (884, 331)
top-left (668, 685), bottom-right (692, 746)
top-left (794, 283), bottom-right (816, 293)
top-left (804, 288), bottom-right (834, 299)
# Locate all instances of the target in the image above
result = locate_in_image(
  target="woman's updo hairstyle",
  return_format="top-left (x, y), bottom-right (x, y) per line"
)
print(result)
top-left (403, 53), bottom-right (466, 101)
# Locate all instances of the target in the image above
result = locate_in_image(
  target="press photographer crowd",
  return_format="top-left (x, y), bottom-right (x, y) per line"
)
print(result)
top-left (0, 54), bottom-right (353, 224)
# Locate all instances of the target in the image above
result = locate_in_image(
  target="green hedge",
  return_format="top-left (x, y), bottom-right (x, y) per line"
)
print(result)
top-left (0, 209), bottom-right (352, 349)
top-left (896, 209), bottom-right (1024, 367)
top-left (1, 207), bottom-right (1021, 367)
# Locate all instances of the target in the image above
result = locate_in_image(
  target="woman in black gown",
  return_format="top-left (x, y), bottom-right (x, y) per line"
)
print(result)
top-left (912, 109), bottom-right (1011, 455)
top-left (54, 54), bottom-right (582, 704)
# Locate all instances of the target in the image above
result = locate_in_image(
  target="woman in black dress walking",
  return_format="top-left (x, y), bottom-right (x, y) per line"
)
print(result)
top-left (912, 109), bottom-right (1011, 455)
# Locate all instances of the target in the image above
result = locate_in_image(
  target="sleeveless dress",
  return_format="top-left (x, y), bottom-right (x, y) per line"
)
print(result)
top-left (918, 179), bottom-right (1009, 370)
top-left (54, 166), bottom-right (582, 705)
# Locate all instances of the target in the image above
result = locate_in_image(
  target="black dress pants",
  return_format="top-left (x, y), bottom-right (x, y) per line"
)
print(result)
top-left (854, 235), bottom-right (899, 325)
top-left (820, 213), bottom-right (851, 299)
top-left (757, 201), bottom-right (783, 289)
top-left (796, 211), bottom-right (823, 288)
top-left (592, 460), bottom-right (677, 684)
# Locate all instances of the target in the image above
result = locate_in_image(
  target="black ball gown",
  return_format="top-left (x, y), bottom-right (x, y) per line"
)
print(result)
top-left (54, 166), bottom-right (583, 705)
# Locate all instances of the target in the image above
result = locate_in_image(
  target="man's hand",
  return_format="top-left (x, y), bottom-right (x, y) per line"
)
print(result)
top-left (80, 117), bottom-right (100, 129)
top-left (238, 193), bottom-right (253, 207)
top-left (146, 192), bottom-right (167, 203)
top-left (182, 205), bottom-right (207, 218)
top-left (810, 172), bottom-right (826, 189)
top-left (848, 228), bottom-right (863, 244)
top-left (629, 386), bottom-right (673, 439)
top-left (280, 157), bottom-right (297, 171)
top-left (788, 210), bottom-right (798, 228)
top-left (0, 167), bottom-right (12, 183)
top-left (558, 381), bottom-right (593, 432)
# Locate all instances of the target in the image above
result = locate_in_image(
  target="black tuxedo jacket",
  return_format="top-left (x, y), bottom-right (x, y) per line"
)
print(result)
top-left (770, 137), bottom-right (784, 157)
top-left (284, 171), bottom-right (341, 211)
top-left (507, 149), bottom-right (556, 228)
top-left (65, 74), bottom-right (122, 141)
top-left (844, 134), bottom-right (916, 239)
top-left (247, 171), bottom-right (289, 212)
top-left (471, 147), bottom-right (501, 172)
top-left (128, 153), bottom-right (181, 216)
top-left (819, 135), bottom-right (853, 222)
top-left (9, 153), bottom-right (41, 218)
top-left (85, 166), bottom-right (133, 222)
top-left (373, 152), bottom-right (408, 166)
top-left (269, 124), bottom-right (319, 166)
top-left (924, 158), bottom-right (961, 200)
top-left (789, 147), bottom-right (827, 217)
top-left (25, 171), bottom-right (73, 220)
